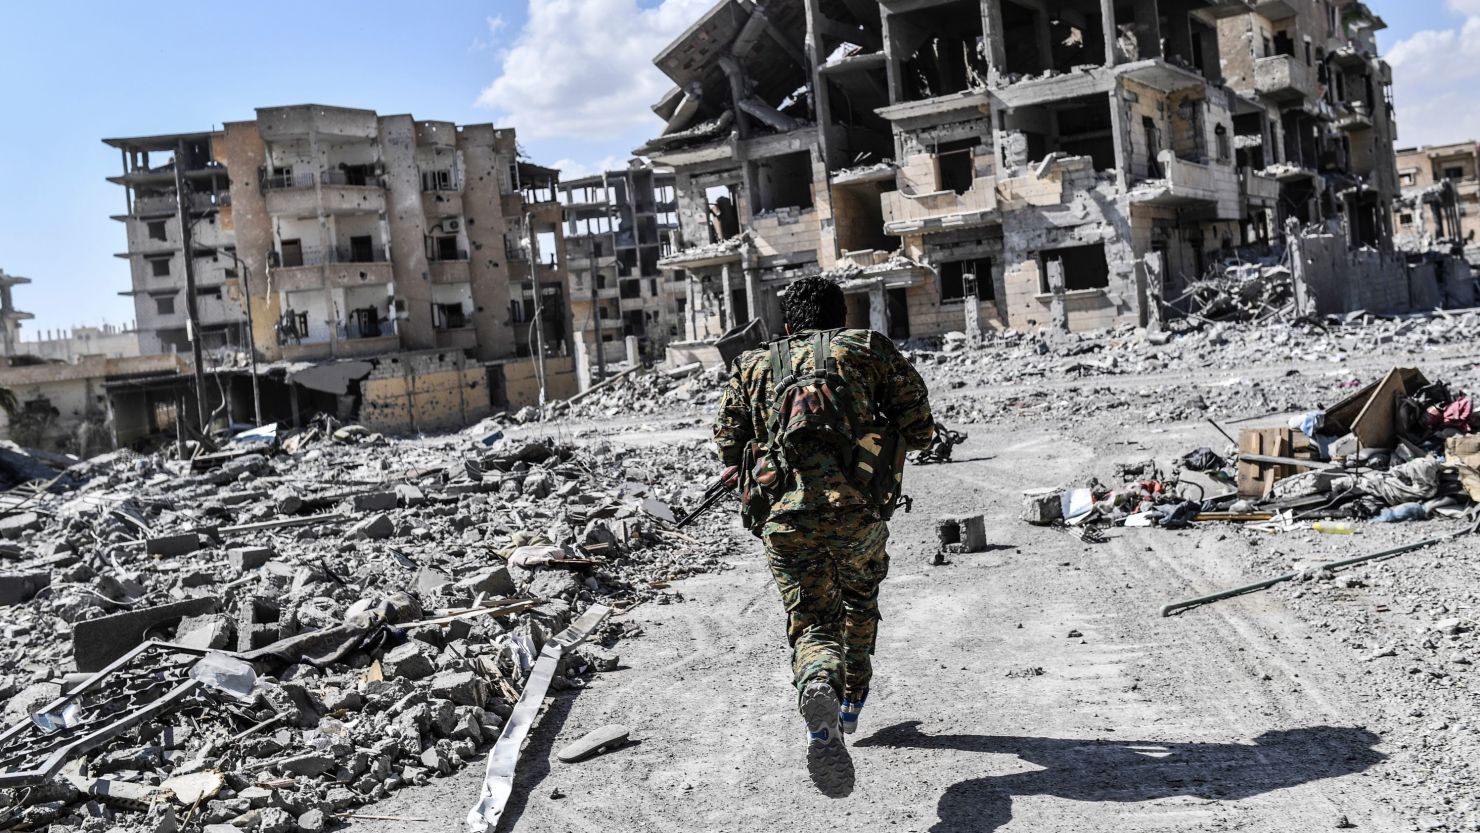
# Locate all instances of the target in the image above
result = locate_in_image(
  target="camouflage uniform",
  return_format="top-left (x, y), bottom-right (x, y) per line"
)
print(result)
top-left (714, 328), bottom-right (934, 704)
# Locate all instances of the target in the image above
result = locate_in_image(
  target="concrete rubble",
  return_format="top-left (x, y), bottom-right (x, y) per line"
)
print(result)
top-left (0, 417), bottom-right (731, 831)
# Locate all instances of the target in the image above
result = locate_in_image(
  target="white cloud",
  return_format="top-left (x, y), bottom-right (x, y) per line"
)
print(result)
top-left (475, 0), bottom-right (714, 142)
top-left (549, 155), bottom-right (631, 180)
top-left (470, 15), bottom-right (510, 52)
top-left (1388, 15), bottom-right (1480, 147)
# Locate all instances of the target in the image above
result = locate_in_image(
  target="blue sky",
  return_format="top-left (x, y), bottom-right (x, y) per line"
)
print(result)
top-left (0, 0), bottom-right (1464, 336)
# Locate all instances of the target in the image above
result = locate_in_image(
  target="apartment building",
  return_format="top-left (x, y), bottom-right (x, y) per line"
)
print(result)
top-left (20, 324), bottom-right (141, 364)
top-left (641, 0), bottom-right (1403, 339)
top-left (104, 133), bottom-right (242, 357)
top-left (106, 106), bottom-right (577, 426)
top-left (559, 163), bottom-right (682, 368)
top-left (1393, 142), bottom-right (1480, 251)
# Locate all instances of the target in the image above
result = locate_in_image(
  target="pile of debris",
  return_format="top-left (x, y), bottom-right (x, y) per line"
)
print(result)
top-left (557, 366), bottom-right (722, 422)
top-left (0, 420), bottom-right (732, 831)
top-left (915, 309), bottom-right (1480, 430)
top-left (1023, 366), bottom-right (1480, 535)
top-left (1175, 260), bottom-right (1294, 323)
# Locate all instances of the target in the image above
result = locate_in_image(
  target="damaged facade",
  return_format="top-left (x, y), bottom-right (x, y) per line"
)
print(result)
top-left (1393, 141), bottom-right (1480, 260)
top-left (642, 0), bottom-right (1407, 338)
top-left (558, 163), bottom-right (683, 370)
top-left (105, 106), bottom-right (579, 439)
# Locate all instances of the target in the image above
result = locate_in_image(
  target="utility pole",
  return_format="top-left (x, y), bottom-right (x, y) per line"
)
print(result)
top-left (228, 250), bottom-right (263, 425)
top-left (174, 140), bottom-right (209, 433)
top-left (525, 213), bottom-right (548, 410)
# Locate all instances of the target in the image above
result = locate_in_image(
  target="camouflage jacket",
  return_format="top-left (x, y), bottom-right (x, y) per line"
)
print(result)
top-left (714, 328), bottom-right (935, 519)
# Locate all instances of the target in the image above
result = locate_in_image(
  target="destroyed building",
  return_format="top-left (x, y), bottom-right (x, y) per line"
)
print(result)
top-left (104, 134), bottom-right (242, 358)
top-left (1394, 141), bottom-right (1480, 258)
top-left (0, 269), bottom-right (36, 358)
top-left (641, 0), bottom-right (1409, 338)
top-left (558, 163), bottom-right (683, 371)
top-left (105, 106), bottom-right (579, 439)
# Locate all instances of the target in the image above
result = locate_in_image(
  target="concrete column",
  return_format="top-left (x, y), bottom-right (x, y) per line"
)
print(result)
top-left (881, 8), bottom-right (904, 104)
top-left (980, 0), bottom-right (1007, 79)
top-left (1133, 0), bottom-right (1161, 60)
top-left (1101, 0), bottom-right (1119, 66)
top-left (685, 273), bottom-right (699, 341)
top-left (720, 263), bottom-right (735, 330)
top-left (1108, 89), bottom-right (1130, 191)
top-left (1047, 259), bottom-right (1069, 332)
top-left (1143, 251), bottom-right (1165, 331)
top-left (574, 335), bottom-right (591, 392)
top-left (868, 283), bottom-right (888, 334)
top-left (625, 335), bottom-right (640, 366)
top-left (963, 288), bottom-right (982, 344)
top-left (742, 249), bottom-right (763, 334)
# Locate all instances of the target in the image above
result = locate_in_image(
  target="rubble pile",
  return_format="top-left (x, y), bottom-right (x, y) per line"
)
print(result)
top-left (560, 367), bottom-right (722, 422)
top-left (0, 422), bottom-right (732, 831)
top-left (1176, 261), bottom-right (1294, 323)
top-left (1021, 364), bottom-right (1480, 535)
top-left (913, 310), bottom-right (1480, 429)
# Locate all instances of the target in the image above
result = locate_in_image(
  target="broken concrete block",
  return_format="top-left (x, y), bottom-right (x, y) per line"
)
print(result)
top-left (455, 566), bottom-right (514, 597)
top-left (146, 533), bottom-right (202, 558)
top-left (381, 642), bottom-right (436, 681)
top-left (428, 670), bottom-right (487, 707)
top-left (0, 512), bottom-right (42, 540)
top-left (394, 484), bottom-right (426, 507)
top-left (174, 614), bottom-right (233, 651)
top-left (936, 515), bottom-right (987, 554)
top-left (296, 809), bottom-right (326, 833)
top-left (415, 567), bottom-right (452, 594)
top-left (73, 596), bottom-right (218, 672)
top-left (0, 570), bottom-right (50, 605)
top-left (275, 751), bottom-right (335, 777)
top-left (352, 492), bottom-right (398, 512)
top-left (1021, 490), bottom-right (1065, 526)
top-left (349, 514), bottom-right (393, 541)
top-left (3, 681), bottom-right (62, 723)
top-left (226, 546), bottom-right (273, 573)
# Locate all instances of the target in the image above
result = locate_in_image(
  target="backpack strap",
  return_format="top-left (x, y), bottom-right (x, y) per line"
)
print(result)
top-left (770, 337), bottom-right (794, 390)
top-left (815, 330), bottom-right (839, 375)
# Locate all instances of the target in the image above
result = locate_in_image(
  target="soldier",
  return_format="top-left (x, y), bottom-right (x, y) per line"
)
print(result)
top-left (714, 276), bottom-right (934, 796)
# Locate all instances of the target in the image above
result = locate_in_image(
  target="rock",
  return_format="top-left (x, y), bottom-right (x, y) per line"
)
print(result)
top-left (352, 492), bottom-right (399, 512)
top-left (276, 751), bottom-right (335, 777)
top-left (420, 745), bottom-right (451, 775)
top-left (527, 570), bottom-right (581, 601)
top-left (227, 546), bottom-right (273, 573)
top-left (455, 566), bottom-right (514, 597)
top-left (0, 512), bottom-right (42, 540)
top-left (428, 670), bottom-right (487, 707)
top-left (350, 514), bottom-right (394, 541)
top-left (174, 614), bottom-right (233, 650)
top-left (145, 533), bottom-right (202, 557)
top-left (296, 809), bottom-right (326, 833)
top-left (394, 484), bottom-right (426, 507)
top-left (0, 571), bottom-right (50, 605)
top-left (382, 642), bottom-right (437, 681)
top-left (3, 681), bottom-right (62, 723)
top-left (258, 807), bottom-right (295, 833)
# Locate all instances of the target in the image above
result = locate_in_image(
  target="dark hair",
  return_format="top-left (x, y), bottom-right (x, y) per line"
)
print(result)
top-left (783, 276), bottom-right (846, 331)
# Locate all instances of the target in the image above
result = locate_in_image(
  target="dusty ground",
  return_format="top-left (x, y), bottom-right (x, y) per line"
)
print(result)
top-left (354, 336), bottom-right (1480, 833)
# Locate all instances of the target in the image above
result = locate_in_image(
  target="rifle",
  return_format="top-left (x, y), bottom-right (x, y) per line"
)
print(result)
top-left (676, 478), bottom-right (735, 528)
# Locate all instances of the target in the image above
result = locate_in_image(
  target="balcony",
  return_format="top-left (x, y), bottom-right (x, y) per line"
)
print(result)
top-left (429, 260), bottom-right (471, 285)
top-left (1243, 168), bottom-right (1281, 208)
top-left (262, 170), bottom-right (385, 217)
top-left (1131, 153), bottom-right (1234, 217)
top-left (881, 176), bottom-right (999, 235)
top-left (1333, 105), bottom-right (1374, 133)
top-left (1253, 54), bottom-right (1315, 104)
top-left (1250, 0), bottom-right (1298, 21)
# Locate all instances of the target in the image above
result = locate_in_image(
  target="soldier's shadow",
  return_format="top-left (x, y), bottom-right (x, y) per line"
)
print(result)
top-left (854, 721), bottom-right (1384, 832)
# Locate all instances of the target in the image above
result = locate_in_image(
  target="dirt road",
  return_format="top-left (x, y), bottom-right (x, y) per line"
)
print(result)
top-left (357, 418), bottom-right (1418, 832)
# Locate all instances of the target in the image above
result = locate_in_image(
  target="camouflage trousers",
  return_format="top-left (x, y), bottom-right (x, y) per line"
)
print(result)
top-left (763, 513), bottom-right (890, 706)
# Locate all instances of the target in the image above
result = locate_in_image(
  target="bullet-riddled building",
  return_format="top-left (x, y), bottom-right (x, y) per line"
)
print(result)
top-left (105, 105), bottom-right (577, 432)
top-left (641, 0), bottom-right (1405, 339)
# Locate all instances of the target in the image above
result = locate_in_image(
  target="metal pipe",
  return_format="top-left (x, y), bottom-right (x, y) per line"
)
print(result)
top-left (1162, 517), bottom-right (1480, 617)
